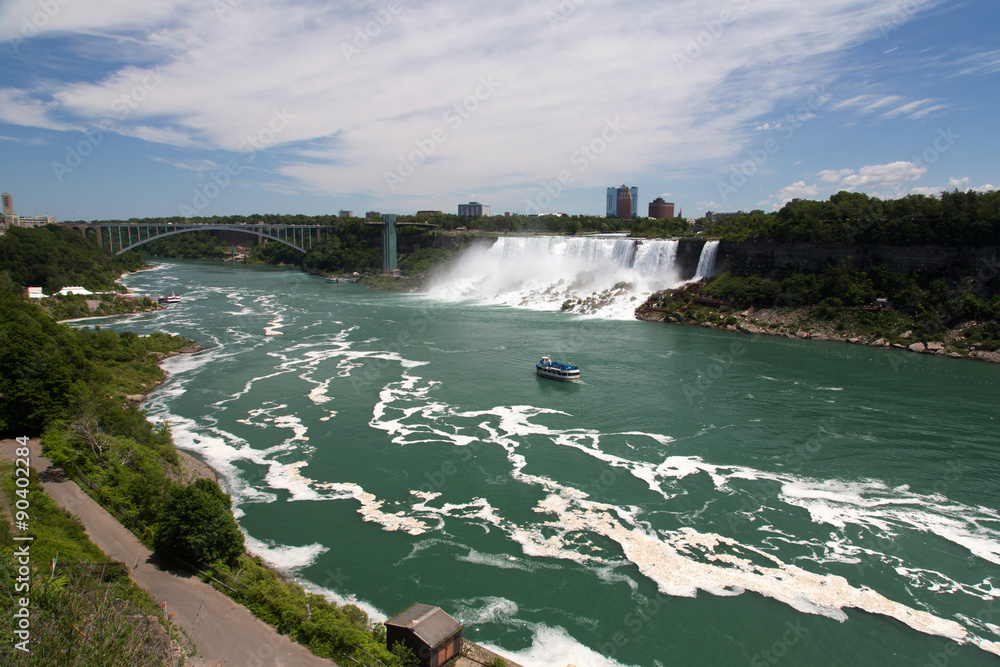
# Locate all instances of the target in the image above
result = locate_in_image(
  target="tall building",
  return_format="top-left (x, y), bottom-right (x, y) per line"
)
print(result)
top-left (338, 210), bottom-right (354, 218)
top-left (606, 185), bottom-right (637, 219)
top-left (458, 201), bottom-right (490, 217)
top-left (648, 197), bottom-right (675, 219)
top-left (1, 193), bottom-right (13, 230)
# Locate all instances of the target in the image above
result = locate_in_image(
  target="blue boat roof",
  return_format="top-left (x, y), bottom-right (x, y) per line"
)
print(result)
top-left (538, 359), bottom-right (579, 370)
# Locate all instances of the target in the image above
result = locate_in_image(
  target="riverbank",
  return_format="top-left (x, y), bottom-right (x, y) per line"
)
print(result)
top-left (636, 301), bottom-right (1000, 364)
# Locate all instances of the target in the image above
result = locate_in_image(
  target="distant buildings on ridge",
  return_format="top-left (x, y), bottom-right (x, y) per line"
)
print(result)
top-left (606, 185), bottom-right (638, 220)
top-left (1, 192), bottom-right (56, 232)
top-left (648, 197), bottom-right (675, 219)
top-left (458, 201), bottom-right (490, 217)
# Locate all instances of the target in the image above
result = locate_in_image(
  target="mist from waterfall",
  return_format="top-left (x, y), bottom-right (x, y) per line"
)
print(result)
top-left (426, 235), bottom-right (695, 319)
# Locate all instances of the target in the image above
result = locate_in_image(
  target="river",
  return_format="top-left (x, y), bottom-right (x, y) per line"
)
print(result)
top-left (89, 247), bottom-right (1000, 667)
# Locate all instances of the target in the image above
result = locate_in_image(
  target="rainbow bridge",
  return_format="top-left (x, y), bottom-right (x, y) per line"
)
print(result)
top-left (63, 220), bottom-right (436, 272)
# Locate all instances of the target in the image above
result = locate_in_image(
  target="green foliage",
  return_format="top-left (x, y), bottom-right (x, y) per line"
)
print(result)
top-left (0, 467), bottom-right (171, 665)
top-left (155, 478), bottom-right (244, 566)
top-left (207, 554), bottom-right (400, 665)
top-left (628, 216), bottom-right (690, 238)
top-left (0, 225), bottom-right (142, 293)
top-left (248, 239), bottom-right (305, 266)
top-left (492, 658), bottom-right (508, 667)
top-left (0, 295), bottom-right (79, 435)
top-left (303, 221), bottom-right (381, 274)
top-left (0, 293), bottom-right (196, 437)
top-left (0, 462), bottom-right (104, 565)
top-left (142, 229), bottom-right (230, 258)
top-left (707, 190), bottom-right (1000, 245)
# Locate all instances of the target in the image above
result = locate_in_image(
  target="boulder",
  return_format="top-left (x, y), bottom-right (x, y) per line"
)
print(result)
top-left (810, 333), bottom-right (829, 341)
top-left (848, 338), bottom-right (860, 344)
top-left (124, 394), bottom-right (145, 403)
top-left (926, 341), bottom-right (946, 352)
top-left (908, 342), bottom-right (926, 353)
top-left (901, 330), bottom-right (913, 339)
top-left (795, 331), bottom-right (809, 339)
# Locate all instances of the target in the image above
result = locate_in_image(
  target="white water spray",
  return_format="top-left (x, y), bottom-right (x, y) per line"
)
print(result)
top-left (427, 236), bottom-right (716, 319)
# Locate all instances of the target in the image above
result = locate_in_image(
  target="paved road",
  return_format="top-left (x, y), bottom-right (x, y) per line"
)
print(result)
top-left (0, 439), bottom-right (339, 667)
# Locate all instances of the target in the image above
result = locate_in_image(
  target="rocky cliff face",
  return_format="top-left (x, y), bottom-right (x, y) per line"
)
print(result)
top-left (717, 241), bottom-right (1000, 277)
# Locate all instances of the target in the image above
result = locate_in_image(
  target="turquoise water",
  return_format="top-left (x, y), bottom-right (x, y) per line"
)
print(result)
top-left (93, 257), bottom-right (1000, 666)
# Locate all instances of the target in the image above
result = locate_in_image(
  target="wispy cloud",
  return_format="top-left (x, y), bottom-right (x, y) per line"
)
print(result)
top-left (0, 0), bottom-right (965, 211)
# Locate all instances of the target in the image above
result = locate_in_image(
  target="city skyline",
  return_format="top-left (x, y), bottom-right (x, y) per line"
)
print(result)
top-left (0, 1), bottom-right (997, 222)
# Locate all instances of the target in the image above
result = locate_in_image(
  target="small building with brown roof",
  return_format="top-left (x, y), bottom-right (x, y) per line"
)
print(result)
top-left (385, 603), bottom-right (463, 667)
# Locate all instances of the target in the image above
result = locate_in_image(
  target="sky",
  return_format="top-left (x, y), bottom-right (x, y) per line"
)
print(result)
top-left (0, 0), bottom-right (998, 222)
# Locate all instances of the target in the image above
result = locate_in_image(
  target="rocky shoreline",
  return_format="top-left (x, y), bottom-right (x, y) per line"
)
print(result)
top-left (636, 304), bottom-right (1000, 364)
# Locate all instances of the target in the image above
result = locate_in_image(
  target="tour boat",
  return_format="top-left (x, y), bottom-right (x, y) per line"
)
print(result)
top-left (536, 355), bottom-right (581, 381)
top-left (158, 293), bottom-right (182, 304)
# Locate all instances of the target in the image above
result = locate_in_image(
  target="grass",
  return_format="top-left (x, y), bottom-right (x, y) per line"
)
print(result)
top-left (0, 461), bottom-right (177, 665)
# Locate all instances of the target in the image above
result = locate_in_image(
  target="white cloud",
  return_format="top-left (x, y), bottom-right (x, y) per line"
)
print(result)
top-left (0, 88), bottom-right (79, 131)
top-left (818, 168), bottom-right (853, 182)
top-left (0, 0), bottom-right (950, 205)
top-left (778, 181), bottom-right (821, 200)
top-left (910, 177), bottom-right (997, 196)
top-left (841, 161), bottom-right (927, 190)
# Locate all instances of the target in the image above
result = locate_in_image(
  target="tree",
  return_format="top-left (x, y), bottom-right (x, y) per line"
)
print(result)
top-left (155, 478), bottom-right (245, 566)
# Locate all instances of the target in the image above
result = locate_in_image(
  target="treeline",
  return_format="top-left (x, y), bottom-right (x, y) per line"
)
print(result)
top-left (67, 211), bottom-right (639, 235)
top-left (0, 226), bottom-right (142, 294)
top-left (697, 265), bottom-right (1000, 350)
top-left (705, 190), bottom-right (1000, 245)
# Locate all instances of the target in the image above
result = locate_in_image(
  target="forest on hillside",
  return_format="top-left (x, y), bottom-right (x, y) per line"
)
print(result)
top-left (0, 226), bottom-right (143, 293)
top-left (704, 190), bottom-right (1000, 245)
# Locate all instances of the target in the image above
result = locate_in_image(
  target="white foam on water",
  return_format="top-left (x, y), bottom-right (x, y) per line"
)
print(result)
top-left (779, 479), bottom-right (1000, 566)
top-left (365, 378), bottom-right (1000, 658)
top-left (483, 623), bottom-right (636, 667)
top-left (513, 492), bottom-right (974, 645)
top-left (242, 533), bottom-right (328, 571)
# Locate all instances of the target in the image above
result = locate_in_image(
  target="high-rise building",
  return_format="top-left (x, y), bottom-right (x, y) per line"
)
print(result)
top-left (606, 185), bottom-right (637, 219)
top-left (1, 193), bottom-right (13, 230)
top-left (338, 210), bottom-right (354, 218)
top-left (648, 197), bottom-right (675, 219)
top-left (458, 201), bottom-right (490, 217)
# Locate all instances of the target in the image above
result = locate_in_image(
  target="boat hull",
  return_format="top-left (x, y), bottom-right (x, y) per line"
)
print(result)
top-left (536, 366), bottom-right (581, 382)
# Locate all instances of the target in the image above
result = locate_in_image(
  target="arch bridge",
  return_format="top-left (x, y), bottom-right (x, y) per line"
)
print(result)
top-left (63, 220), bottom-right (438, 272)
top-left (64, 222), bottom-right (334, 255)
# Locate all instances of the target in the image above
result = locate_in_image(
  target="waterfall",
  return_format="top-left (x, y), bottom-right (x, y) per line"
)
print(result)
top-left (426, 235), bottom-right (687, 319)
top-left (693, 240), bottom-right (720, 280)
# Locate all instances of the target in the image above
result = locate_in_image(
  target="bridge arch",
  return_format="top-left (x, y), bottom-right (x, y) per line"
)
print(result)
top-left (115, 225), bottom-right (310, 256)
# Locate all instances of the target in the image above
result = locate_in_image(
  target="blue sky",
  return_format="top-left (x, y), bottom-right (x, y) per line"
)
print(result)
top-left (1, 0), bottom-right (997, 222)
